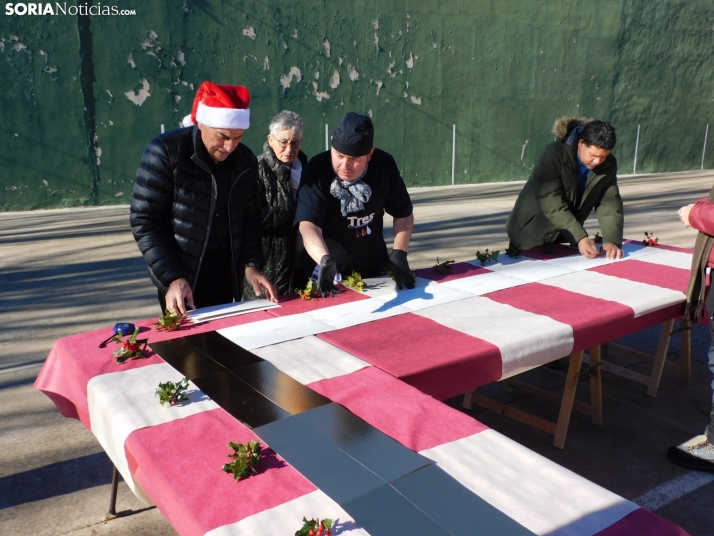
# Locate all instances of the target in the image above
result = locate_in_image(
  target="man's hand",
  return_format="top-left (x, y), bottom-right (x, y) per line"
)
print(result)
top-left (316, 255), bottom-right (342, 298)
top-left (165, 278), bottom-right (195, 316)
top-left (388, 249), bottom-right (415, 290)
top-left (245, 267), bottom-right (278, 303)
top-left (577, 237), bottom-right (599, 259)
top-left (602, 242), bottom-right (624, 260)
top-left (679, 204), bottom-right (694, 228)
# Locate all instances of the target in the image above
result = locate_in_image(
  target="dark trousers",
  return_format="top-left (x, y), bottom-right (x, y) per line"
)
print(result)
top-left (158, 248), bottom-right (235, 312)
top-left (705, 288), bottom-right (714, 443)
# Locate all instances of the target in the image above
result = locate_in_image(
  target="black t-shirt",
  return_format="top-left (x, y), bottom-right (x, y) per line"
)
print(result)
top-left (294, 149), bottom-right (413, 274)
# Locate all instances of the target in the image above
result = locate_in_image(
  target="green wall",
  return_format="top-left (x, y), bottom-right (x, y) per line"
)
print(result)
top-left (0, 0), bottom-right (712, 210)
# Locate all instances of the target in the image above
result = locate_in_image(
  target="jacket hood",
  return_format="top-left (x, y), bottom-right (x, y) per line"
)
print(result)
top-left (552, 116), bottom-right (592, 141)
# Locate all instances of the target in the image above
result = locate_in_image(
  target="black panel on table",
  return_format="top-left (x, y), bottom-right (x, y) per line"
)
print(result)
top-left (231, 361), bottom-right (331, 415)
top-left (149, 339), bottom-right (226, 379)
top-left (182, 331), bottom-right (263, 369)
top-left (293, 403), bottom-right (432, 482)
top-left (341, 484), bottom-right (452, 536)
top-left (254, 415), bottom-right (386, 505)
top-left (193, 370), bottom-right (290, 429)
top-left (390, 464), bottom-right (537, 536)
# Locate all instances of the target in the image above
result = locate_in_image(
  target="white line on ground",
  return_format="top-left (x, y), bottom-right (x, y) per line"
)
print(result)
top-left (634, 472), bottom-right (714, 511)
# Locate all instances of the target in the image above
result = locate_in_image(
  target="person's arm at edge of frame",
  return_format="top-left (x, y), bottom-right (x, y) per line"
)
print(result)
top-left (682, 197), bottom-right (714, 234)
top-left (299, 221), bottom-right (330, 263)
top-left (392, 213), bottom-right (414, 252)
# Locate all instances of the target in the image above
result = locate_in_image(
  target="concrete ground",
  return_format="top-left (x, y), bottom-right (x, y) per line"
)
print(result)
top-left (1, 169), bottom-right (713, 535)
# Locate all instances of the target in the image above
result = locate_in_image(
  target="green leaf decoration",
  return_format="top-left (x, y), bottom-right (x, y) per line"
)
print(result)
top-left (475, 248), bottom-right (499, 266)
top-left (110, 327), bottom-right (148, 364)
top-left (342, 271), bottom-right (365, 292)
top-left (295, 517), bottom-right (334, 536)
top-left (222, 440), bottom-right (262, 481)
top-left (296, 280), bottom-right (319, 300)
top-left (155, 377), bottom-right (190, 406)
top-left (432, 257), bottom-right (455, 274)
top-left (154, 309), bottom-right (183, 331)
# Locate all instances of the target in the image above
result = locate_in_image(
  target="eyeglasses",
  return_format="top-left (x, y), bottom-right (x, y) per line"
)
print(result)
top-left (273, 136), bottom-right (302, 149)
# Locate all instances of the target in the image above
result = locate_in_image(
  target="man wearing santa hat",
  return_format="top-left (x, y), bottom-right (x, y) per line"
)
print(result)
top-left (131, 81), bottom-right (278, 314)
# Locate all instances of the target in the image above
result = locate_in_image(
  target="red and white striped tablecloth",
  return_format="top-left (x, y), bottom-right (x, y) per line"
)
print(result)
top-left (35, 243), bottom-right (692, 535)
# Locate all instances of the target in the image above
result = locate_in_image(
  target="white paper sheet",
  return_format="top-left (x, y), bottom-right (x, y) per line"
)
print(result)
top-left (441, 270), bottom-right (531, 296)
top-left (486, 259), bottom-right (576, 282)
top-left (186, 299), bottom-right (280, 323)
top-left (306, 297), bottom-right (411, 329)
top-left (217, 314), bottom-right (335, 350)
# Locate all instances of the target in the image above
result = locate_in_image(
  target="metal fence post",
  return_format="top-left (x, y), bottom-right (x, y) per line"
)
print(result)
top-left (451, 124), bottom-right (456, 186)
top-left (702, 124), bottom-right (709, 171)
top-left (633, 124), bottom-right (641, 174)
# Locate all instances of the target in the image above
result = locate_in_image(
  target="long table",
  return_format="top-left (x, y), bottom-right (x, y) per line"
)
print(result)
top-left (35, 242), bottom-right (693, 535)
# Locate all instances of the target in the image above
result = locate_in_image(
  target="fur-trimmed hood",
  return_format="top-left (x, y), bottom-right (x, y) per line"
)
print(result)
top-left (552, 116), bottom-right (593, 141)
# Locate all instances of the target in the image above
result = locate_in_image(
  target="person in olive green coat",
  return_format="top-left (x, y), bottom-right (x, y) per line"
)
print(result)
top-left (506, 117), bottom-right (624, 260)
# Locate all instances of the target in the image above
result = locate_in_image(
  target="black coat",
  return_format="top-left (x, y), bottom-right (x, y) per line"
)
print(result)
top-left (130, 126), bottom-right (263, 298)
top-left (244, 142), bottom-right (307, 296)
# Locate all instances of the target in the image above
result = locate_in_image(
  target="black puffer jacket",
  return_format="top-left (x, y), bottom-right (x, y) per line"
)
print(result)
top-left (130, 126), bottom-right (263, 297)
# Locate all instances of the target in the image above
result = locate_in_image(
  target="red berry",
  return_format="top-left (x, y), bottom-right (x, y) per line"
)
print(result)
top-left (326, 532), bottom-right (331, 536)
top-left (308, 530), bottom-right (315, 536)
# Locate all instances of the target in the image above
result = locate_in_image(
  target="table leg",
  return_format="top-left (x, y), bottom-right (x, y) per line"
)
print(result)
top-left (553, 350), bottom-right (584, 449)
top-left (102, 465), bottom-right (120, 522)
top-left (647, 318), bottom-right (675, 397)
top-left (681, 325), bottom-right (692, 384)
top-left (462, 390), bottom-right (474, 410)
top-left (589, 346), bottom-right (603, 426)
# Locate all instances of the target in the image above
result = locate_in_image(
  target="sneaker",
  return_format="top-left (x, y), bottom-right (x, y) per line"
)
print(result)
top-left (667, 435), bottom-right (714, 473)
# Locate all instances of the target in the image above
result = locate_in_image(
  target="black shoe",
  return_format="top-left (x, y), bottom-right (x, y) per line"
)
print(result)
top-left (667, 435), bottom-right (714, 473)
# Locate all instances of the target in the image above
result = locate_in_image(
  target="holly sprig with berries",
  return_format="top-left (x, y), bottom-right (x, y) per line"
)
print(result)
top-left (110, 327), bottom-right (148, 364)
top-left (643, 231), bottom-right (658, 247)
top-left (593, 232), bottom-right (603, 244)
top-left (432, 257), bottom-right (455, 274)
top-left (505, 244), bottom-right (522, 258)
top-left (342, 271), bottom-right (365, 292)
top-left (295, 517), bottom-right (333, 536)
top-left (156, 377), bottom-right (190, 406)
top-left (296, 280), bottom-right (320, 301)
top-left (475, 248), bottom-right (500, 266)
top-left (222, 440), bottom-right (262, 481)
top-left (153, 309), bottom-right (184, 332)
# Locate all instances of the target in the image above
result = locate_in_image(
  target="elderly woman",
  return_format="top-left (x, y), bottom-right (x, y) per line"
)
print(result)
top-left (246, 110), bottom-right (307, 296)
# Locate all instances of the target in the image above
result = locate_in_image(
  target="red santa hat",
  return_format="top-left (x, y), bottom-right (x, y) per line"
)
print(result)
top-left (181, 81), bottom-right (250, 129)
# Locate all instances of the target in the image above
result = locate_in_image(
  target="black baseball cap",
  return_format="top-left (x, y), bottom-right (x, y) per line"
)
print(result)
top-left (331, 112), bottom-right (374, 157)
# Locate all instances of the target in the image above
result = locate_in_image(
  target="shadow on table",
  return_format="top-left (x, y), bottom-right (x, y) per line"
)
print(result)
top-left (373, 285), bottom-right (436, 313)
top-left (0, 452), bottom-right (114, 509)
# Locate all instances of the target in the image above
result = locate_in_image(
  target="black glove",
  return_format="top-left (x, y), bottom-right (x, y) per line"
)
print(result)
top-left (316, 255), bottom-right (342, 297)
top-left (388, 249), bottom-right (415, 290)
